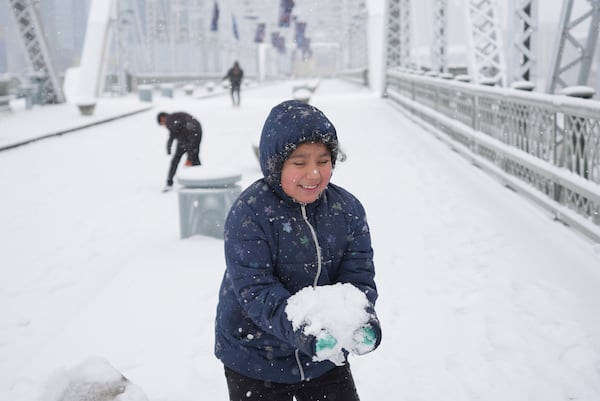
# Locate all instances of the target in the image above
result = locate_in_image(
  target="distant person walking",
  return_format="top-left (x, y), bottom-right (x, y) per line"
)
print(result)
top-left (223, 61), bottom-right (244, 107)
top-left (157, 111), bottom-right (202, 191)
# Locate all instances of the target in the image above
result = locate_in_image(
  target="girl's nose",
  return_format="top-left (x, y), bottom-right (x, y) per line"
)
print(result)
top-left (307, 167), bottom-right (320, 179)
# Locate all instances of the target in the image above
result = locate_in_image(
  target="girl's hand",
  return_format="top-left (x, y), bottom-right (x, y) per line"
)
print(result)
top-left (351, 325), bottom-right (377, 355)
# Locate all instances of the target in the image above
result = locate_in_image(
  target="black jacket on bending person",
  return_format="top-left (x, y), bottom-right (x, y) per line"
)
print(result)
top-left (165, 112), bottom-right (202, 155)
top-left (157, 111), bottom-right (202, 187)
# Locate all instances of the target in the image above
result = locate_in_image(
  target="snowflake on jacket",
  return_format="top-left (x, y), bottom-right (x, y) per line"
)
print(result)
top-left (214, 99), bottom-right (381, 384)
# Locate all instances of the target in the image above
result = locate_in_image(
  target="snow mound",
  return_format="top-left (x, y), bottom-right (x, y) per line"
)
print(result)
top-left (41, 357), bottom-right (148, 401)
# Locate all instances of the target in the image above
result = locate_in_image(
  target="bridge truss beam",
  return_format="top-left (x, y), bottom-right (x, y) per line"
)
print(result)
top-left (385, 0), bottom-right (411, 69)
top-left (431, 0), bottom-right (448, 73)
top-left (464, 0), bottom-right (506, 85)
top-left (8, 0), bottom-right (65, 103)
top-left (546, 0), bottom-right (600, 93)
top-left (507, 0), bottom-right (538, 85)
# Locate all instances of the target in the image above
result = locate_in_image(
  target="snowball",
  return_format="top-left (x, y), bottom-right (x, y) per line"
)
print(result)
top-left (285, 283), bottom-right (371, 363)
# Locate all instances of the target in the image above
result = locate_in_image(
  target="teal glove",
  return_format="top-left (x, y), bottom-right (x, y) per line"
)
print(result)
top-left (315, 332), bottom-right (337, 353)
top-left (351, 326), bottom-right (377, 355)
top-left (314, 331), bottom-right (345, 365)
top-left (360, 326), bottom-right (376, 347)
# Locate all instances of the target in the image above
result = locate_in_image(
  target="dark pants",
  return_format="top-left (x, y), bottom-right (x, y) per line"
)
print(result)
top-left (187, 140), bottom-right (201, 165)
top-left (230, 85), bottom-right (241, 106)
top-left (224, 363), bottom-right (360, 401)
top-left (166, 144), bottom-right (200, 186)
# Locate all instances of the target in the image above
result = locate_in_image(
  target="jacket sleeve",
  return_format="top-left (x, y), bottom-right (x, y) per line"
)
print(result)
top-left (166, 134), bottom-right (174, 154)
top-left (335, 196), bottom-right (382, 349)
top-left (224, 201), bottom-right (317, 356)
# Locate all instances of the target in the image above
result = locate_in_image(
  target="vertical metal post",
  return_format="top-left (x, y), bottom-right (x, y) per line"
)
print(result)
top-left (385, 0), bottom-right (402, 69)
top-left (385, 0), bottom-right (411, 69)
top-left (8, 0), bottom-right (65, 104)
top-left (145, 0), bottom-right (158, 73)
top-left (399, 0), bottom-right (411, 68)
top-left (431, 0), bottom-right (448, 73)
top-left (507, 0), bottom-right (538, 85)
top-left (464, 0), bottom-right (507, 85)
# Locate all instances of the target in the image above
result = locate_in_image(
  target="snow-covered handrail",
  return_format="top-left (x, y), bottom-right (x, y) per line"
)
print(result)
top-left (337, 68), bottom-right (369, 86)
top-left (385, 70), bottom-right (600, 241)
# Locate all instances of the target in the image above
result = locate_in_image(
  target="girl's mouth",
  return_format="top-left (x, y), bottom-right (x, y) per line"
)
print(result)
top-left (301, 184), bottom-right (318, 190)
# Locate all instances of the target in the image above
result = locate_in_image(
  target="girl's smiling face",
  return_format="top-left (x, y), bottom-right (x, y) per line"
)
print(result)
top-left (281, 142), bottom-right (333, 204)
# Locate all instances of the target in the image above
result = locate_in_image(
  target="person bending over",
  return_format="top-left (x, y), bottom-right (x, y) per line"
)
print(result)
top-left (157, 111), bottom-right (202, 191)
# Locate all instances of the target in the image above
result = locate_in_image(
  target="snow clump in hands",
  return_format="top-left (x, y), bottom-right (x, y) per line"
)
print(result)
top-left (285, 283), bottom-right (374, 365)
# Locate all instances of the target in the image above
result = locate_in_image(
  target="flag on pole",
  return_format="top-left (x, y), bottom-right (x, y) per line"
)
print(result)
top-left (210, 2), bottom-right (219, 32)
top-left (254, 23), bottom-right (266, 43)
top-left (271, 32), bottom-right (286, 53)
top-left (232, 14), bottom-right (239, 40)
top-left (301, 37), bottom-right (312, 59)
top-left (294, 21), bottom-right (306, 48)
top-left (278, 0), bottom-right (295, 27)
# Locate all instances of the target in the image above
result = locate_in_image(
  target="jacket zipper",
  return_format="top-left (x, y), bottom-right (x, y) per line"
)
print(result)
top-left (295, 349), bottom-right (305, 381)
top-left (300, 204), bottom-right (322, 287)
top-left (295, 204), bottom-right (323, 381)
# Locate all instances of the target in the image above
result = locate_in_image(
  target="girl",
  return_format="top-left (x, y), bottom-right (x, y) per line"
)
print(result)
top-left (215, 100), bottom-right (381, 401)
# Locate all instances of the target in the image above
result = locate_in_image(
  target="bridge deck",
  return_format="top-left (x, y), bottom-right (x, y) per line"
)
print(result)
top-left (1, 79), bottom-right (599, 400)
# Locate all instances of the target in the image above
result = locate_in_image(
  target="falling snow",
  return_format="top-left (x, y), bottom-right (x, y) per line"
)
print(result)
top-left (1, 79), bottom-right (600, 401)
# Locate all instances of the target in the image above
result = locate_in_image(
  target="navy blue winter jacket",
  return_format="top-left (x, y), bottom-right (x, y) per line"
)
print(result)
top-left (214, 100), bottom-right (381, 384)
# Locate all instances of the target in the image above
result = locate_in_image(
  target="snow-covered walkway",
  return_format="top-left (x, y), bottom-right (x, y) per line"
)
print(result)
top-left (1, 79), bottom-right (600, 401)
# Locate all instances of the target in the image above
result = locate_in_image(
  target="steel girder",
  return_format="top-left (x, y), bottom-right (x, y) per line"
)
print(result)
top-left (431, 0), bottom-right (448, 73)
top-left (8, 0), bottom-right (65, 103)
top-left (144, 0), bottom-right (173, 71)
top-left (342, 0), bottom-right (368, 70)
top-left (114, 0), bottom-right (149, 78)
top-left (464, 0), bottom-right (506, 85)
top-left (385, 0), bottom-right (401, 68)
top-left (546, 0), bottom-right (600, 93)
top-left (399, 0), bottom-right (411, 68)
top-left (507, 0), bottom-right (538, 85)
top-left (385, 0), bottom-right (411, 69)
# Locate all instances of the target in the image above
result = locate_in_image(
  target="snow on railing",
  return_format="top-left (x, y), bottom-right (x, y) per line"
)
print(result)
top-left (338, 68), bottom-right (369, 86)
top-left (385, 69), bottom-right (600, 242)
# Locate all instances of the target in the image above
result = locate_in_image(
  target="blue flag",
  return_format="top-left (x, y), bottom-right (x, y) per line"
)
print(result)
top-left (254, 23), bottom-right (266, 43)
top-left (232, 14), bottom-right (239, 40)
top-left (271, 32), bottom-right (286, 53)
top-left (278, 0), bottom-right (294, 27)
top-left (210, 2), bottom-right (219, 32)
top-left (294, 21), bottom-right (306, 48)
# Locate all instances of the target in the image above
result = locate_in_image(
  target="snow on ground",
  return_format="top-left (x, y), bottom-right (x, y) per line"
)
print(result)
top-left (1, 79), bottom-right (600, 401)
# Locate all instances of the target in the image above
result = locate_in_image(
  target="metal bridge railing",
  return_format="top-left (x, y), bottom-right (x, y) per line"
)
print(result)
top-left (337, 68), bottom-right (369, 86)
top-left (385, 69), bottom-right (600, 242)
